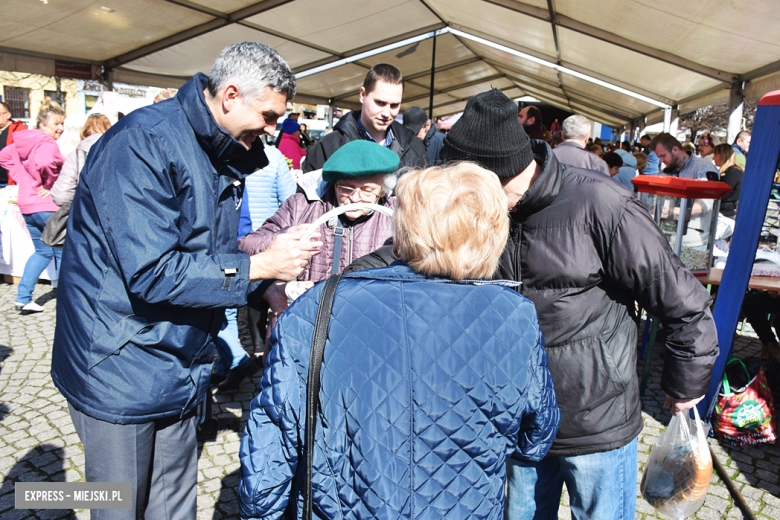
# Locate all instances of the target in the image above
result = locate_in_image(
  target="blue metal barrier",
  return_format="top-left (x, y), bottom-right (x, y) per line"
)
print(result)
top-left (699, 91), bottom-right (780, 418)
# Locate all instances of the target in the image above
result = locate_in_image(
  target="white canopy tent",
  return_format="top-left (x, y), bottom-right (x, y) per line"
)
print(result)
top-left (3, 0), bottom-right (780, 140)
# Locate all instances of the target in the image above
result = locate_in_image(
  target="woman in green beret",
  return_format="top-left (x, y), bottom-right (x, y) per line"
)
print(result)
top-left (239, 140), bottom-right (399, 347)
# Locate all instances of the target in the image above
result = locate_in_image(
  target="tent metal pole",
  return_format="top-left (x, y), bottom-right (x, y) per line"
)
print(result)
top-left (727, 82), bottom-right (744, 144)
top-left (429, 33), bottom-right (437, 119)
top-left (663, 107), bottom-right (672, 133)
top-left (328, 98), bottom-right (334, 130)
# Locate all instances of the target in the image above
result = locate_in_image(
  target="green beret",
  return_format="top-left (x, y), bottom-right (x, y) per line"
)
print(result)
top-left (322, 140), bottom-right (400, 183)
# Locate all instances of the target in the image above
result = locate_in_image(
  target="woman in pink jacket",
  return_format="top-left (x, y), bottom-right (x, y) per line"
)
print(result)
top-left (0, 99), bottom-right (65, 313)
top-left (277, 117), bottom-right (307, 169)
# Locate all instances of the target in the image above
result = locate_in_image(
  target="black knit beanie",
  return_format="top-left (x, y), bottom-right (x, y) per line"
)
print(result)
top-left (440, 89), bottom-right (533, 178)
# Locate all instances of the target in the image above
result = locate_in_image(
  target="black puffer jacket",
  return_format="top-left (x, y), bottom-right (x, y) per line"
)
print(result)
top-left (302, 110), bottom-right (428, 173)
top-left (498, 141), bottom-right (718, 456)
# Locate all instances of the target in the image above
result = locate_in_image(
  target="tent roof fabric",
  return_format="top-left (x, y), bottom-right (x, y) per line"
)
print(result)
top-left (2, 0), bottom-right (779, 126)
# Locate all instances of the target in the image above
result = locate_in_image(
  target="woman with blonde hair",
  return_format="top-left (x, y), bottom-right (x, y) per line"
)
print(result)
top-left (0, 98), bottom-right (66, 312)
top-left (51, 114), bottom-right (111, 206)
top-left (239, 163), bottom-right (560, 519)
top-left (714, 143), bottom-right (743, 217)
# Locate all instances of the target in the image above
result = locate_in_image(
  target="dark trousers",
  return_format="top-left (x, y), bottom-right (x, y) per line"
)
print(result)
top-left (246, 303), bottom-right (270, 353)
top-left (69, 404), bottom-right (198, 519)
top-left (742, 291), bottom-right (780, 345)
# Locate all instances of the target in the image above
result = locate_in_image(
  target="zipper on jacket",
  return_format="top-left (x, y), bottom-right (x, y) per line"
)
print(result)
top-left (211, 166), bottom-right (220, 253)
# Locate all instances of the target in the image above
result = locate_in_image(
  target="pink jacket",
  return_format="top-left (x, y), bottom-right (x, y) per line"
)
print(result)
top-left (0, 129), bottom-right (63, 214)
top-left (278, 132), bottom-right (307, 169)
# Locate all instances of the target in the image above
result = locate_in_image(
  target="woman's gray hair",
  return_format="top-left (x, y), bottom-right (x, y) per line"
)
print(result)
top-left (207, 42), bottom-right (296, 103)
top-left (382, 172), bottom-right (398, 195)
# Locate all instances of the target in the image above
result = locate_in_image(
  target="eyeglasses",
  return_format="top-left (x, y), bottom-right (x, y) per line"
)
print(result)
top-left (335, 183), bottom-right (381, 200)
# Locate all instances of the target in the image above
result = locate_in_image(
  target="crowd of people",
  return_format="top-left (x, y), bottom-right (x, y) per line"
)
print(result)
top-left (0, 40), bottom-right (770, 519)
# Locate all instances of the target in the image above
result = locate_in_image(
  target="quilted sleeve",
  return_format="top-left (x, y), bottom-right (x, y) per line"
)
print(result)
top-left (515, 328), bottom-right (561, 462)
top-left (239, 324), bottom-right (303, 519)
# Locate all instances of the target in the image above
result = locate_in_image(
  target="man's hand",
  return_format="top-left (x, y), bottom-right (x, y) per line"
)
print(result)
top-left (664, 394), bottom-right (704, 416)
top-left (38, 187), bottom-right (51, 198)
top-left (249, 225), bottom-right (321, 282)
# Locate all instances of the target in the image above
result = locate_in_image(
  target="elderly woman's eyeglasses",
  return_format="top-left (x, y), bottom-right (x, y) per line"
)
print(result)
top-left (335, 183), bottom-right (381, 200)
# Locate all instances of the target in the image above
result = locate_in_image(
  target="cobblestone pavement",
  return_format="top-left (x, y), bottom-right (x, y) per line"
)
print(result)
top-left (1, 280), bottom-right (778, 519)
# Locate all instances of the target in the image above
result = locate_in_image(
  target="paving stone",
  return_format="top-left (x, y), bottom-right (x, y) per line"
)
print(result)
top-left (0, 490), bottom-right (15, 509)
top-left (37, 508), bottom-right (71, 519)
top-left (727, 505), bottom-right (746, 519)
top-left (761, 505), bottom-right (780, 519)
top-left (741, 496), bottom-right (762, 512)
top-left (198, 493), bottom-right (216, 510)
top-left (203, 478), bottom-right (222, 493)
top-left (14, 437), bottom-right (38, 450)
top-left (742, 447), bottom-right (766, 460)
top-left (1, 509), bottom-right (34, 520)
top-left (695, 507), bottom-right (721, 520)
top-left (763, 493), bottom-right (780, 508)
top-left (755, 460), bottom-right (779, 473)
top-left (204, 467), bottom-right (225, 479)
top-left (708, 484), bottom-right (731, 500)
top-left (736, 472), bottom-right (761, 487)
top-left (730, 451), bottom-right (754, 465)
top-left (218, 499), bottom-right (241, 515)
top-left (704, 494), bottom-right (730, 511)
top-left (635, 499), bottom-right (656, 514)
top-left (65, 469), bottom-right (83, 482)
top-left (30, 452), bottom-right (58, 468)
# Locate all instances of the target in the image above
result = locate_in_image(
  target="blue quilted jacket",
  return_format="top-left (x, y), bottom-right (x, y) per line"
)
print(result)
top-left (239, 264), bottom-right (560, 519)
top-left (245, 146), bottom-right (297, 228)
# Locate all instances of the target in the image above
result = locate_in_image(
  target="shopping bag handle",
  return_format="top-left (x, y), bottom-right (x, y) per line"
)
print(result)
top-left (721, 357), bottom-right (749, 395)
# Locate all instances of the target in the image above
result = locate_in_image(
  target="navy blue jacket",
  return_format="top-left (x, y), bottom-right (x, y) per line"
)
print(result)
top-left (52, 73), bottom-right (268, 424)
top-left (239, 265), bottom-right (560, 519)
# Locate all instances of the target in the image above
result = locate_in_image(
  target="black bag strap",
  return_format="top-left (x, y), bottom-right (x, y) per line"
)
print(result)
top-left (304, 273), bottom-right (341, 520)
top-left (331, 217), bottom-right (346, 275)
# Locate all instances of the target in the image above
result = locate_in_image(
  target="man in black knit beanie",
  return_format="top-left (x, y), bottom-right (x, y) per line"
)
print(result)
top-left (440, 89), bottom-right (718, 520)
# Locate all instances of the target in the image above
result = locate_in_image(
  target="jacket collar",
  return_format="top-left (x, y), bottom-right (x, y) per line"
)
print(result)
top-left (512, 139), bottom-right (564, 220)
top-left (345, 263), bottom-right (521, 288)
top-left (556, 140), bottom-right (585, 151)
top-left (178, 72), bottom-right (269, 176)
top-left (336, 110), bottom-right (416, 151)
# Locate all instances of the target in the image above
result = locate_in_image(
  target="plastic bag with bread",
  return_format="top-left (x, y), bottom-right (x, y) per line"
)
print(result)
top-left (641, 405), bottom-right (713, 519)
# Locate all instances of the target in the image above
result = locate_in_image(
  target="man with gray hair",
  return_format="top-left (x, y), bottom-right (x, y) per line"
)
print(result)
top-left (552, 114), bottom-right (610, 176)
top-left (51, 42), bottom-right (321, 518)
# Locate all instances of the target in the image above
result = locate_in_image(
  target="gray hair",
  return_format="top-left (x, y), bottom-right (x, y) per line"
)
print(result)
top-left (207, 42), bottom-right (296, 102)
top-left (382, 172), bottom-right (398, 195)
top-left (562, 114), bottom-right (592, 140)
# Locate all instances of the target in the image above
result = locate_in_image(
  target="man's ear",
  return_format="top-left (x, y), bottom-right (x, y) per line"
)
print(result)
top-left (222, 85), bottom-right (241, 113)
top-left (358, 86), bottom-right (366, 104)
